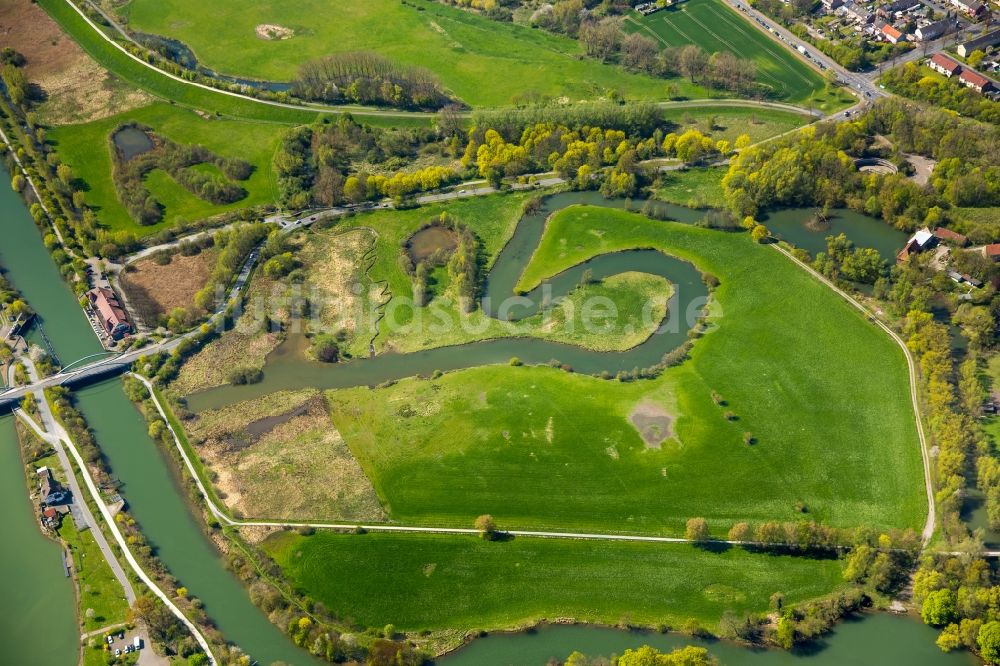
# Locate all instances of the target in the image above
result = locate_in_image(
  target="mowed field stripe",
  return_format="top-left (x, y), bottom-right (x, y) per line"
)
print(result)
top-left (680, 9), bottom-right (785, 90)
top-left (703, 3), bottom-right (816, 89)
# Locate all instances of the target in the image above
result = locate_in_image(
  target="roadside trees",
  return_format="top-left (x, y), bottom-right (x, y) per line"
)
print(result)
top-left (475, 514), bottom-right (498, 540)
top-left (685, 517), bottom-right (710, 543)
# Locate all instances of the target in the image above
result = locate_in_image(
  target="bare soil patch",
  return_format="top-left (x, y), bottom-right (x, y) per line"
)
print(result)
top-left (190, 390), bottom-right (385, 521)
top-left (119, 250), bottom-right (216, 325)
top-left (629, 400), bottom-right (674, 449)
top-left (255, 24), bottom-right (294, 40)
top-left (0, 0), bottom-right (150, 125)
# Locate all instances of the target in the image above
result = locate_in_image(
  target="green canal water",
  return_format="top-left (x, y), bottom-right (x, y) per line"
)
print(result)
top-left (0, 165), bottom-right (102, 365)
top-left (73, 380), bottom-right (320, 666)
top-left (438, 614), bottom-right (977, 665)
top-left (0, 416), bottom-right (78, 665)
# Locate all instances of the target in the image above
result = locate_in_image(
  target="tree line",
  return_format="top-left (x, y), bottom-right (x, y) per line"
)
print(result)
top-left (292, 51), bottom-right (457, 110)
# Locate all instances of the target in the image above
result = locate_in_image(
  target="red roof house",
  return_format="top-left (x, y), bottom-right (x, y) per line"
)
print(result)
top-left (959, 69), bottom-right (994, 93)
top-left (881, 24), bottom-right (905, 44)
top-left (928, 53), bottom-right (962, 77)
top-left (984, 244), bottom-right (1000, 261)
top-left (87, 287), bottom-right (132, 340)
top-left (933, 227), bottom-right (968, 246)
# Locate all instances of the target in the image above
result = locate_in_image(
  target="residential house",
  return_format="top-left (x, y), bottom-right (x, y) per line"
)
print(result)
top-left (958, 29), bottom-right (1000, 57)
top-left (915, 19), bottom-right (953, 41)
top-left (877, 0), bottom-right (920, 19)
top-left (896, 227), bottom-right (937, 264)
top-left (934, 227), bottom-right (969, 246)
top-left (960, 68), bottom-right (994, 92)
top-left (841, 2), bottom-right (875, 23)
top-left (949, 0), bottom-right (986, 17)
top-left (928, 53), bottom-right (963, 76)
top-left (86, 287), bottom-right (132, 340)
top-left (821, 0), bottom-right (845, 9)
top-left (881, 23), bottom-right (906, 43)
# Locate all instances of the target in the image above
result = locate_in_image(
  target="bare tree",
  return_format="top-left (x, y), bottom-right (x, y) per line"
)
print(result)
top-left (579, 18), bottom-right (623, 62)
top-left (679, 45), bottom-right (708, 83)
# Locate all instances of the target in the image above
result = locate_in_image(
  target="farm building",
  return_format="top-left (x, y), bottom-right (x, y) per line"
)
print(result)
top-left (896, 228), bottom-right (937, 264)
top-left (959, 68), bottom-right (994, 93)
top-left (87, 287), bottom-right (132, 340)
top-left (881, 24), bottom-right (905, 43)
top-left (928, 53), bottom-right (962, 76)
top-left (984, 244), bottom-right (1000, 261)
top-left (934, 227), bottom-right (969, 246)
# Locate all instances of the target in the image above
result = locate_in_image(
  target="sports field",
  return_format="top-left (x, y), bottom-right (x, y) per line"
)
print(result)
top-left (626, 0), bottom-right (837, 107)
top-left (122, 0), bottom-right (707, 106)
top-left (48, 102), bottom-right (284, 235)
top-left (320, 206), bottom-right (925, 536)
top-left (263, 530), bottom-right (846, 632)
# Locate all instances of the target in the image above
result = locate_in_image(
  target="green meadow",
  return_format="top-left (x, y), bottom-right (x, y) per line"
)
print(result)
top-left (122, 0), bottom-right (707, 106)
top-left (48, 103), bottom-right (284, 235)
top-left (263, 530), bottom-right (846, 632)
top-left (321, 206), bottom-right (925, 536)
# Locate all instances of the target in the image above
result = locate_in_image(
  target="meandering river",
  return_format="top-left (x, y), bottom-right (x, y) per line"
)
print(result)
top-left (0, 171), bottom-right (969, 665)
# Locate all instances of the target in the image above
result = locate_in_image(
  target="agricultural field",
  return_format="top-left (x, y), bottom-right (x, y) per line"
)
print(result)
top-left (121, 0), bottom-right (707, 106)
top-left (626, 0), bottom-right (848, 109)
top-left (263, 530), bottom-right (846, 632)
top-left (48, 102), bottom-right (284, 235)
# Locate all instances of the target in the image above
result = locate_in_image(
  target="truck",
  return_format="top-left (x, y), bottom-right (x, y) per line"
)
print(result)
top-left (134, 636), bottom-right (142, 650)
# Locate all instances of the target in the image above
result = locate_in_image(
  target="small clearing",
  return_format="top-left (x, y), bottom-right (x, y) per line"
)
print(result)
top-left (629, 400), bottom-right (674, 449)
top-left (189, 390), bottom-right (385, 521)
top-left (255, 23), bottom-right (294, 40)
top-left (118, 249), bottom-right (217, 325)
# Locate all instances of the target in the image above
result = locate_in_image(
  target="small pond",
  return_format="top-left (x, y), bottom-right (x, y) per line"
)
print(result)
top-left (407, 225), bottom-right (459, 263)
top-left (112, 126), bottom-right (155, 162)
top-left (762, 208), bottom-right (908, 262)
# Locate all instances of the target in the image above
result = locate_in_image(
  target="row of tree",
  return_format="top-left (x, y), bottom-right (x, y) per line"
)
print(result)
top-left (292, 51), bottom-right (456, 110)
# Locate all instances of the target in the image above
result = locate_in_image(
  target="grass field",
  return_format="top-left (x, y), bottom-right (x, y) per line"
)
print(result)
top-left (626, 0), bottom-right (848, 109)
top-left (661, 106), bottom-right (812, 144)
top-left (263, 530), bottom-right (846, 632)
top-left (37, 0), bottom-right (434, 129)
top-left (654, 167), bottom-right (726, 208)
top-left (321, 206), bottom-right (925, 535)
top-left (48, 102), bottom-right (283, 235)
top-left (122, 0), bottom-right (709, 106)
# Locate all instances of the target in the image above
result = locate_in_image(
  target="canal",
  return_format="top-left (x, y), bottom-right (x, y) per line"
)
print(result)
top-left (0, 164), bottom-right (102, 365)
top-left (74, 380), bottom-right (319, 665)
top-left (0, 416), bottom-right (79, 665)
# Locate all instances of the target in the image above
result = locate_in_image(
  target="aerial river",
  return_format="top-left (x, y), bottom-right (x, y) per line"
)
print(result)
top-left (0, 166), bottom-right (970, 665)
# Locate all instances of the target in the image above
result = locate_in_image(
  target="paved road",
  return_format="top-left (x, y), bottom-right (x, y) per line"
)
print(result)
top-left (15, 401), bottom-right (218, 664)
top-left (18, 358), bottom-right (137, 603)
